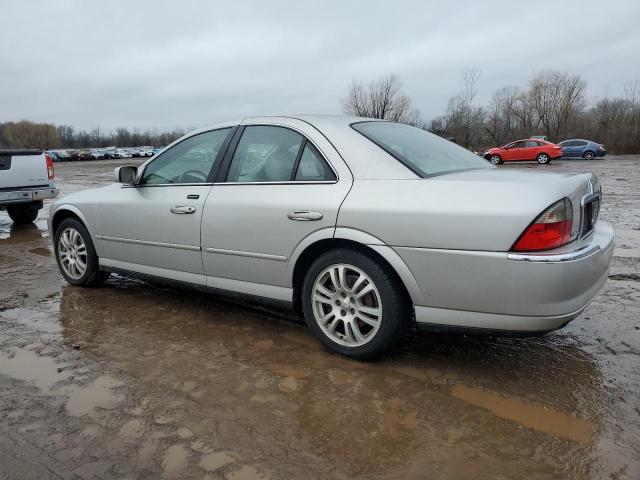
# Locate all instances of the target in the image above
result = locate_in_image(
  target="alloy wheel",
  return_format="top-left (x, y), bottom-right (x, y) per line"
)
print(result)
top-left (490, 155), bottom-right (501, 164)
top-left (311, 263), bottom-right (382, 347)
top-left (538, 154), bottom-right (549, 164)
top-left (57, 227), bottom-right (87, 280)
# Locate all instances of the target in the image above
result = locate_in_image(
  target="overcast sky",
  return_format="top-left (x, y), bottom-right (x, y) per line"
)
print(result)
top-left (1, 0), bottom-right (639, 131)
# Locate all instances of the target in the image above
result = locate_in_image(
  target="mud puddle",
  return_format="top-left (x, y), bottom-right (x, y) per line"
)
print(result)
top-left (0, 158), bottom-right (639, 479)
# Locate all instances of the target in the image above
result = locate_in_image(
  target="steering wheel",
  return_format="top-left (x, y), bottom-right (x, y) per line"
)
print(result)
top-left (178, 169), bottom-right (208, 183)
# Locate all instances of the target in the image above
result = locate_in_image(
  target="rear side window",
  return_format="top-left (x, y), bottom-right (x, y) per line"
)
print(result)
top-left (226, 126), bottom-right (336, 183)
top-left (352, 122), bottom-right (489, 177)
top-left (294, 143), bottom-right (336, 181)
top-left (227, 126), bottom-right (303, 182)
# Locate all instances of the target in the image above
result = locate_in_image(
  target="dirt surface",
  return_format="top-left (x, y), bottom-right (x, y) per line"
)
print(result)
top-left (0, 157), bottom-right (638, 479)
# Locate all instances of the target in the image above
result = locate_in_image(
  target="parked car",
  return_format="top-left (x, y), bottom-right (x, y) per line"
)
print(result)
top-left (484, 139), bottom-right (563, 164)
top-left (117, 149), bottom-right (133, 158)
top-left (48, 116), bottom-right (614, 359)
top-left (53, 150), bottom-right (72, 161)
top-left (105, 150), bottom-right (120, 159)
top-left (77, 150), bottom-right (94, 161)
top-left (1, 149), bottom-right (58, 223)
top-left (559, 139), bottom-right (606, 159)
top-left (90, 149), bottom-right (106, 159)
top-left (45, 150), bottom-right (59, 162)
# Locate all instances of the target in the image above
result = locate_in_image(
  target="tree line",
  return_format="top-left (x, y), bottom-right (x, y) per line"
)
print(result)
top-left (0, 122), bottom-right (188, 150)
top-left (342, 71), bottom-right (640, 153)
top-left (2, 70), bottom-right (639, 153)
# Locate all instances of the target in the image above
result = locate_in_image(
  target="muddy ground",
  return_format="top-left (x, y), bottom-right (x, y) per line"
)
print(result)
top-left (0, 157), bottom-right (638, 480)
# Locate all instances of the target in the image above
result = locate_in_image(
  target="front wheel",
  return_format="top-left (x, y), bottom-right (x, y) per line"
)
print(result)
top-left (7, 202), bottom-right (40, 224)
top-left (537, 153), bottom-right (550, 164)
top-left (489, 155), bottom-right (502, 165)
top-left (583, 151), bottom-right (594, 160)
top-left (54, 218), bottom-right (110, 287)
top-left (302, 248), bottom-right (410, 360)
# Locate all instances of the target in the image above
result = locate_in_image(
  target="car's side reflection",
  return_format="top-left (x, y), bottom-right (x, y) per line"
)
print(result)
top-left (58, 281), bottom-right (604, 477)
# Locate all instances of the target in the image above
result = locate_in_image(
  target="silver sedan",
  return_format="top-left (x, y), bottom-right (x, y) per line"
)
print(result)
top-left (48, 116), bottom-right (615, 359)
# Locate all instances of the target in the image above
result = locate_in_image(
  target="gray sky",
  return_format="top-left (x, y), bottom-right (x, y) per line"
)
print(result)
top-left (1, 0), bottom-right (639, 131)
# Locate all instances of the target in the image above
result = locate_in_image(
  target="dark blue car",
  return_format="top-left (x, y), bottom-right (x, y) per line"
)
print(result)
top-left (559, 139), bottom-right (606, 159)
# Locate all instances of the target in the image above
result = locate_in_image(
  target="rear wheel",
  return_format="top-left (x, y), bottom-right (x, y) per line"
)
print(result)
top-left (537, 153), bottom-right (550, 164)
top-left (489, 154), bottom-right (502, 165)
top-left (302, 248), bottom-right (410, 360)
top-left (54, 217), bottom-right (110, 287)
top-left (7, 202), bottom-right (40, 224)
top-left (583, 150), bottom-right (594, 160)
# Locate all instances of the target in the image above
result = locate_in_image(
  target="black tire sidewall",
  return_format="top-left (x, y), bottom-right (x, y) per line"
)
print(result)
top-left (537, 154), bottom-right (549, 164)
top-left (54, 218), bottom-right (102, 286)
top-left (301, 248), bottom-right (408, 359)
top-left (7, 203), bottom-right (39, 224)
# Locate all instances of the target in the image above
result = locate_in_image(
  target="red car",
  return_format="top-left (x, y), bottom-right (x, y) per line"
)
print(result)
top-left (484, 139), bottom-right (563, 165)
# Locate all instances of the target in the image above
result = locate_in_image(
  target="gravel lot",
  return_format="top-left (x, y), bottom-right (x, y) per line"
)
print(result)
top-left (0, 156), bottom-right (638, 479)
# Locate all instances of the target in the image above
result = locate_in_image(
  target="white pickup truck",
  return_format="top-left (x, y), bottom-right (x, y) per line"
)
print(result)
top-left (0, 149), bottom-right (59, 224)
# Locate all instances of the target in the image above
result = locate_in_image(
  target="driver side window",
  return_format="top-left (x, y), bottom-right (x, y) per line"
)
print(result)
top-left (140, 128), bottom-right (231, 185)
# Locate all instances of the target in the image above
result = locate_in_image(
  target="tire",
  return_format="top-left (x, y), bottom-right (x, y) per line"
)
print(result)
top-left (583, 150), bottom-right (595, 160)
top-left (7, 202), bottom-right (40, 224)
top-left (489, 155), bottom-right (502, 165)
top-left (301, 248), bottom-right (410, 360)
top-left (536, 153), bottom-right (550, 164)
top-left (54, 217), bottom-right (110, 287)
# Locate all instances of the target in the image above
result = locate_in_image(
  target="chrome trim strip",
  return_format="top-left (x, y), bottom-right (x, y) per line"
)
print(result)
top-left (96, 235), bottom-right (201, 252)
top-left (205, 247), bottom-right (287, 262)
top-left (122, 183), bottom-right (214, 188)
top-left (507, 243), bottom-right (600, 263)
top-left (212, 181), bottom-right (336, 186)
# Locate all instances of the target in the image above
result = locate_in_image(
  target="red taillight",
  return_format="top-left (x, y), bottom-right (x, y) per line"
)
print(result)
top-left (512, 199), bottom-right (573, 252)
top-left (45, 154), bottom-right (54, 180)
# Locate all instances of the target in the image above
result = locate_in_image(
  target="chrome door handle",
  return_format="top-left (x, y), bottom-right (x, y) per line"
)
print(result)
top-left (287, 210), bottom-right (323, 221)
top-left (170, 205), bottom-right (196, 214)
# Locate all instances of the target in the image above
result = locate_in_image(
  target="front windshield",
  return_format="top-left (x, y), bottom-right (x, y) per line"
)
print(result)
top-left (352, 121), bottom-right (491, 177)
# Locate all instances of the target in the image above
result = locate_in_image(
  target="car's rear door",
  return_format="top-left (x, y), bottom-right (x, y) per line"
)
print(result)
top-left (200, 118), bottom-right (352, 300)
top-left (97, 126), bottom-right (234, 284)
top-left (562, 140), bottom-right (579, 157)
top-left (524, 140), bottom-right (542, 160)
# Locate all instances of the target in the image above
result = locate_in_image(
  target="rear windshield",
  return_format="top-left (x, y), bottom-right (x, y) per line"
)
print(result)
top-left (352, 121), bottom-right (491, 177)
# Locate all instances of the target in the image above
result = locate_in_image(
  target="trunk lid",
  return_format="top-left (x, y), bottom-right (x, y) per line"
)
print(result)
top-left (339, 168), bottom-right (598, 251)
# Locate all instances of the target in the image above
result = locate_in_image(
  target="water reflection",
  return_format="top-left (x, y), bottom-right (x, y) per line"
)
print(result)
top-left (58, 279), bottom-right (603, 478)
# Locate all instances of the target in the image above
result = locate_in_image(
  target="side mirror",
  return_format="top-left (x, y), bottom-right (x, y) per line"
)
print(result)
top-left (114, 166), bottom-right (137, 184)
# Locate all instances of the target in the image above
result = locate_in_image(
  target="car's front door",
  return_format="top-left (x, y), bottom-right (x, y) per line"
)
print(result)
top-left (506, 141), bottom-right (527, 161)
top-left (98, 127), bottom-right (234, 283)
top-left (200, 119), bottom-right (352, 300)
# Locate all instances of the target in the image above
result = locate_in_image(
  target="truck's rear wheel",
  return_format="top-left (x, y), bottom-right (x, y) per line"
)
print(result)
top-left (54, 217), bottom-right (110, 287)
top-left (7, 202), bottom-right (41, 224)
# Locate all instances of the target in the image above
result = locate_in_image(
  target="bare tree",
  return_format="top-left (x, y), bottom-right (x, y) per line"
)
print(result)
top-left (341, 74), bottom-right (420, 124)
top-left (442, 67), bottom-right (485, 149)
top-left (528, 70), bottom-right (586, 141)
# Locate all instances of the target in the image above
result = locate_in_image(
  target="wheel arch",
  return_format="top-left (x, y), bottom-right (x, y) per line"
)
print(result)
top-left (289, 227), bottom-right (422, 313)
top-left (50, 205), bottom-right (103, 256)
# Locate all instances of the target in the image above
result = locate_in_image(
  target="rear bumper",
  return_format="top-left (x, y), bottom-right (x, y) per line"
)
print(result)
top-left (0, 186), bottom-right (59, 206)
top-left (402, 220), bottom-right (615, 333)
